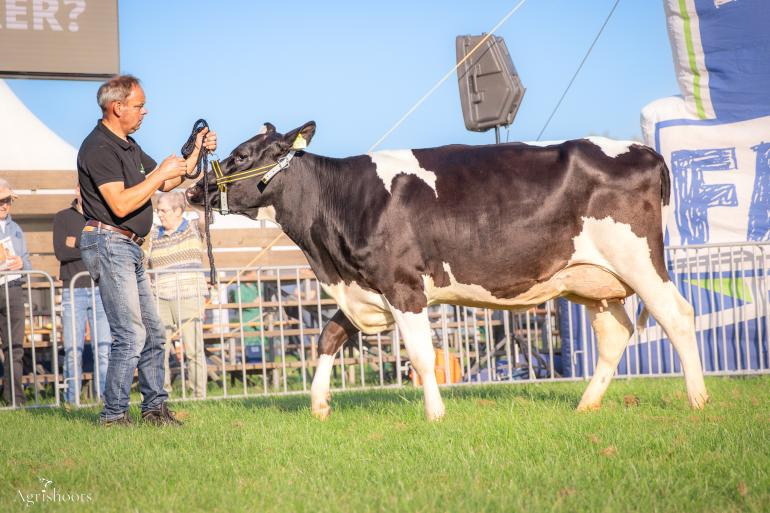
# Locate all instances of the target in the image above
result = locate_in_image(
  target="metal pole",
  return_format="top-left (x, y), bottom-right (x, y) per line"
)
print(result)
top-left (68, 277), bottom-right (80, 406)
top-left (236, 272), bottom-right (247, 396)
top-left (175, 272), bottom-right (187, 400)
top-left (295, 269), bottom-right (307, 391)
top-left (26, 274), bottom-right (39, 404)
top-left (257, 271), bottom-right (268, 395)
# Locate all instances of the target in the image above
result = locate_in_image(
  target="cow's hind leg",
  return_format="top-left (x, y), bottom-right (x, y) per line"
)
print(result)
top-left (600, 229), bottom-right (709, 408)
top-left (577, 301), bottom-right (633, 411)
top-left (631, 280), bottom-right (709, 408)
top-left (389, 307), bottom-right (445, 421)
top-left (311, 310), bottom-right (359, 420)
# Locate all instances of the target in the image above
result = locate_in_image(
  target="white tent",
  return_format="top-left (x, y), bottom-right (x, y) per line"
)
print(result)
top-left (0, 79), bottom-right (77, 171)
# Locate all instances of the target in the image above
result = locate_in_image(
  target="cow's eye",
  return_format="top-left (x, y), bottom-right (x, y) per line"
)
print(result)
top-left (236, 154), bottom-right (247, 162)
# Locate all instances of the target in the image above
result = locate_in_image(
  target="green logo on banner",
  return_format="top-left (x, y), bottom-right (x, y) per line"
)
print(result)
top-left (687, 277), bottom-right (753, 303)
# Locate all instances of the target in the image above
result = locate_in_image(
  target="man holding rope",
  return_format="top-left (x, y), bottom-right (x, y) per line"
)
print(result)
top-left (77, 75), bottom-right (216, 426)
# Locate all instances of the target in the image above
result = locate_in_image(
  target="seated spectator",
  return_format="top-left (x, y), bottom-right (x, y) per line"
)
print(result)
top-left (145, 191), bottom-right (208, 398)
top-left (54, 186), bottom-right (112, 404)
top-left (0, 179), bottom-right (30, 406)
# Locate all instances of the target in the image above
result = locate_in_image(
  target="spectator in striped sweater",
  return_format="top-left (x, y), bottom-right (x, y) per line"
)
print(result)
top-left (145, 191), bottom-right (208, 398)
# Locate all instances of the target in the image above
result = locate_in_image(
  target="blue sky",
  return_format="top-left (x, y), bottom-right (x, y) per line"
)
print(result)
top-left (7, 0), bottom-right (678, 160)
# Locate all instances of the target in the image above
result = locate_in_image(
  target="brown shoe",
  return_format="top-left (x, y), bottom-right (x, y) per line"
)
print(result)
top-left (100, 412), bottom-right (133, 427)
top-left (141, 402), bottom-right (182, 426)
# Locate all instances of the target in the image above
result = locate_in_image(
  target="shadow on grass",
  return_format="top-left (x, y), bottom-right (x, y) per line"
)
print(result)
top-left (230, 381), bottom-right (584, 414)
top-left (14, 381), bottom-right (589, 423)
top-left (10, 376), bottom-right (762, 424)
top-left (23, 405), bottom-right (101, 425)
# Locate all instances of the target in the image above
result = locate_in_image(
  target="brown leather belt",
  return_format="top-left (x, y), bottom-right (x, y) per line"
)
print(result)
top-left (85, 220), bottom-right (145, 246)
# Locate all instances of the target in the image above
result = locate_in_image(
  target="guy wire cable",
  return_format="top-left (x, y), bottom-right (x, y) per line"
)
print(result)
top-left (368, 0), bottom-right (529, 153)
top-left (536, 0), bottom-right (621, 141)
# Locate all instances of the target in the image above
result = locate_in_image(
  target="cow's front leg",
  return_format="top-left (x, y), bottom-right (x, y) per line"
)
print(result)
top-left (311, 310), bottom-right (359, 420)
top-left (389, 307), bottom-right (445, 421)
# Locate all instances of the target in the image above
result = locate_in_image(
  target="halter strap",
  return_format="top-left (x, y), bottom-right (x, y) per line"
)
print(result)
top-left (214, 151), bottom-right (295, 186)
top-left (210, 151), bottom-right (296, 216)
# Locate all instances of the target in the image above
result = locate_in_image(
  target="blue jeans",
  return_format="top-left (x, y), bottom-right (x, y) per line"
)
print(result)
top-left (62, 286), bottom-right (111, 404)
top-left (80, 229), bottom-right (168, 420)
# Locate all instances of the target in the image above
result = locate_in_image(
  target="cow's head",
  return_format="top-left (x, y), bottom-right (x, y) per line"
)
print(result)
top-left (186, 121), bottom-right (316, 219)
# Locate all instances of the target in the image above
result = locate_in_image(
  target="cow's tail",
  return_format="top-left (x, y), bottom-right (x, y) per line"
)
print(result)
top-left (636, 304), bottom-right (650, 331)
top-left (654, 151), bottom-right (672, 236)
top-left (660, 157), bottom-right (671, 207)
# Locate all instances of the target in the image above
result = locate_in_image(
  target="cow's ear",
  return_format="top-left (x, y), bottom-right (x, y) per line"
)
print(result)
top-left (282, 121), bottom-right (316, 151)
top-left (259, 122), bottom-right (276, 135)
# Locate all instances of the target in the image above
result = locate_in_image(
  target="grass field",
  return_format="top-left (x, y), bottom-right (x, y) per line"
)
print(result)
top-left (1, 376), bottom-right (769, 512)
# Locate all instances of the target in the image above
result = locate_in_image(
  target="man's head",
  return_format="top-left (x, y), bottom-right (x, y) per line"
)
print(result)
top-left (97, 75), bottom-right (147, 136)
top-left (0, 178), bottom-right (17, 221)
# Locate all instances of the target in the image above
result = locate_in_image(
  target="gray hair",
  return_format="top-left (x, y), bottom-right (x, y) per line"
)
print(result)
top-left (157, 190), bottom-right (187, 212)
top-left (97, 74), bottom-right (141, 113)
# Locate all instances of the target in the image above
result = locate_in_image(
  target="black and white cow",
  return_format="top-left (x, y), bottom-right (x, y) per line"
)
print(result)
top-left (187, 121), bottom-right (709, 421)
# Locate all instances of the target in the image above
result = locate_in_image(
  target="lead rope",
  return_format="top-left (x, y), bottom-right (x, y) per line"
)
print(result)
top-left (165, 122), bottom-right (287, 342)
top-left (182, 119), bottom-right (218, 286)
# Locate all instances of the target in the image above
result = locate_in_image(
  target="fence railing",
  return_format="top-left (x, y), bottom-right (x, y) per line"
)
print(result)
top-left (1, 242), bottom-right (769, 410)
top-left (0, 270), bottom-right (59, 409)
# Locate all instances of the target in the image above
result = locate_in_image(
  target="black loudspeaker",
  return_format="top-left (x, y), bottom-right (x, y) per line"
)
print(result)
top-left (456, 34), bottom-right (525, 132)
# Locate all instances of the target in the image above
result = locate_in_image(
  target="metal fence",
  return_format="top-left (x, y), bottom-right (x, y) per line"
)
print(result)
top-left (1, 242), bottom-right (769, 410)
top-left (0, 270), bottom-right (59, 409)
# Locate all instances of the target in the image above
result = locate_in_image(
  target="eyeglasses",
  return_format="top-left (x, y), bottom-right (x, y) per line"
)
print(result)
top-left (0, 197), bottom-right (12, 206)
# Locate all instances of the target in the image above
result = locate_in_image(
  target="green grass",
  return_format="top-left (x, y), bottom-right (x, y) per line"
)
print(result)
top-left (1, 376), bottom-right (769, 513)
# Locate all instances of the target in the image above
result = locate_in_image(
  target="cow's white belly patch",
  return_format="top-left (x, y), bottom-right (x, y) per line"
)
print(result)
top-left (319, 218), bottom-right (650, 324)
top-left (423, 263), bottom-right (569, 310)
top-left (584, 136), bottom-right (637, 158)
top-left (369, 149), bottom-right (438, 196)
top-left (422, 216), bottom-right (649, 309)
top-left (320, 281), bottom-right (393, 334)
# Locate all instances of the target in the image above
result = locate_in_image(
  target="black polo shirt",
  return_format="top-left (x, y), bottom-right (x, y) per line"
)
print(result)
top-left (77, 121), bottom-right (158, 237)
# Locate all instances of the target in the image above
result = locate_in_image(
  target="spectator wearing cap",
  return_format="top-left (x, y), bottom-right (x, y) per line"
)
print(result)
top-left (0, 178), bottom-right (31, 406)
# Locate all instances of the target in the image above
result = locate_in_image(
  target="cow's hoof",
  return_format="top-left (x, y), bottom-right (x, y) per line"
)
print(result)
top-left (576, 402), bottom-right (601, 412)
top-left (689, 391), bottom-right (710, 410)
top-left (312, 403), bottom-right (331, 421)
top-left (311, 391), bottom-right (332, 421)
top-left (425, 406), bottom-right (445, 422)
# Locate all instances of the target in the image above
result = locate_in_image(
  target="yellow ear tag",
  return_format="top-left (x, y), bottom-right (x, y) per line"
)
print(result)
top-left (292, 133), bottom-right (308, 150)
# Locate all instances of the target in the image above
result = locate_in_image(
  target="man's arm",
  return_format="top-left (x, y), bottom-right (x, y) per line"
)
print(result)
top-left (98, 155), bottom-right (187, 218)
top-left (157, 127), bottom-right (218, 192)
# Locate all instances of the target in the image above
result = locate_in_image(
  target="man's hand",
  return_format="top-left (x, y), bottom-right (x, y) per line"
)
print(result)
top-left (195, 127), bottom-right (217, 153)
top-left (6, 255), bottom-right (23, 271)
top-left (157, 154), bottom-right (188, 180)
